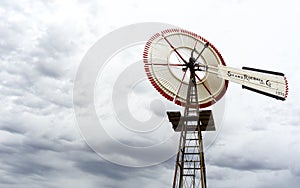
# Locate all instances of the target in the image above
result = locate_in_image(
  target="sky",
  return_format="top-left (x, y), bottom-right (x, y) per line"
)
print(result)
top-left (1, 0), bottom-right (300, 188)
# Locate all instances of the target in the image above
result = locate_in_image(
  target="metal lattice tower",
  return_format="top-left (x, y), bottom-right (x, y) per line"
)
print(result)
top-left (172, 73), bottom-right (207, 188)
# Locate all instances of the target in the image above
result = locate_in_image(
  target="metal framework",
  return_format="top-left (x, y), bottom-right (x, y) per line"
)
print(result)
top-left (172, 73), bottom-right (206, 188)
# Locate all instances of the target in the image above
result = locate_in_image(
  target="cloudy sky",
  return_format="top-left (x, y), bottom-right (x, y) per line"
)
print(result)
top-left (1, 0), bottom-right (300, 188)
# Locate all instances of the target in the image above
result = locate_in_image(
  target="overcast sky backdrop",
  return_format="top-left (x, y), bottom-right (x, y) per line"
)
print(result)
top-left (1, 0), bottom-right (300, 188)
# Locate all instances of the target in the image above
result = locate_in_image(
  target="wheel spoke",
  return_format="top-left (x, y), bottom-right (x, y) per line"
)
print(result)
top-left (195, 74), bottom-right (216, 101)
top-left (191, 40), bottom-right (198, 58)
top-left (174, 69), bottom-right (188, 101)
top-left (195, 42), bottom-right (209, 62)
top-left (161, 34), bottom-right (188, 65)
top-left (145, 63), bottom-right (185, 66)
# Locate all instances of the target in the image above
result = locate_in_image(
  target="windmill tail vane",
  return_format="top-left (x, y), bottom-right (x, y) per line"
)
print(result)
top-left (214, 65), bottom-right (288, 100)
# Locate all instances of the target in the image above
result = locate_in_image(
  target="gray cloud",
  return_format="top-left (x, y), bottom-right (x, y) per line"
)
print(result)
top-left (210, 154), bottom-right (284, 171)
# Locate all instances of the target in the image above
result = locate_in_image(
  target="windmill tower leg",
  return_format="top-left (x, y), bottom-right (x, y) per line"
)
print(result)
top-left (172, 74), bottom-right (207, 188)
top-left (198, 129), bottom-right (206, 188)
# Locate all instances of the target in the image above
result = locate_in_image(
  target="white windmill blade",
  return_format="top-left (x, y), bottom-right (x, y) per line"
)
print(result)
top-left (215, 65), bottom-right (288, 100)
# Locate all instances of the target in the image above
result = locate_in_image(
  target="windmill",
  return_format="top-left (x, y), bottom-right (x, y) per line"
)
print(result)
top-left (143, 28), bottom-right (288, 188)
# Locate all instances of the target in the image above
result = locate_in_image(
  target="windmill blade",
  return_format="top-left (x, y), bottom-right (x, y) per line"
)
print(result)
top-left (216, 65), bottom-right (288, 100)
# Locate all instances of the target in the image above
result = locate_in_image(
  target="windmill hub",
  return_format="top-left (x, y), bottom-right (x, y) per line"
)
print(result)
top-left (189, 57), bottom-right (196, 65)
top-left (182, 57), bottom-right (206, 74)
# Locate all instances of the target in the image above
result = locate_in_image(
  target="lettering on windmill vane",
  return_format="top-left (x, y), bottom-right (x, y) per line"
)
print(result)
top-left (266, 80), bottom-right (271, 87)
top-left (227, 71), bottom-right (268, 86)
top-left (276, 90), bottom-right (285, 96)
top-left (243, 74), bottom-right (264, 84)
